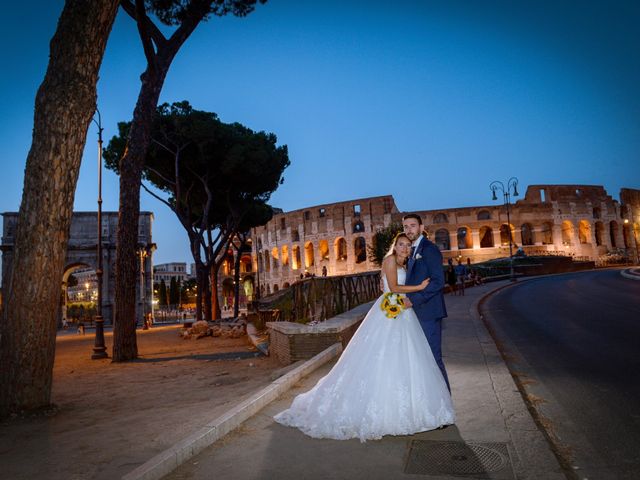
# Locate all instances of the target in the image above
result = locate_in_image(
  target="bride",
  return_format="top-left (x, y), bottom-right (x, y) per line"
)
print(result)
top-left (274, 233), bottom-right (455, 442)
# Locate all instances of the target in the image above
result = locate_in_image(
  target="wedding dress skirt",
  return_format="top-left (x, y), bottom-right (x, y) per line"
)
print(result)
top-left (274, 268), bottom-right (455, 442)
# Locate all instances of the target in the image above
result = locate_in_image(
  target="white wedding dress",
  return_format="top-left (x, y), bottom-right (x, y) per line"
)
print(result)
top-left (274, 267), bottom-right (455, 442)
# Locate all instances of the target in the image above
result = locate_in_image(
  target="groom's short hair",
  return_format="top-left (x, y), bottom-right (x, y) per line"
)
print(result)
top-left (402, 213), bottom-right (423, 225)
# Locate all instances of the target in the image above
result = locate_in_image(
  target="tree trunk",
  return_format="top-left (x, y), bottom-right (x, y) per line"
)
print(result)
top-left (233, 244), bottom-right (242, 318)
top-left (211, 263), bottom-right (221, 320)
top-left (112, 67), bottom-right (168, 361)
top-left (0, 0), bottom-right (119, 416)
top-left (189, 236), bottom-right (206, 321)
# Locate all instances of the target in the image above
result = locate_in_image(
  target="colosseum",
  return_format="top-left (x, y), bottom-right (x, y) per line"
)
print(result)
top-left (252, 185), bottom-right (640, 296)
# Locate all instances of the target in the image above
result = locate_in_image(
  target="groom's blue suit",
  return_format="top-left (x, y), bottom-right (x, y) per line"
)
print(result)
top-left (405, 235), bottom-right (450, 390)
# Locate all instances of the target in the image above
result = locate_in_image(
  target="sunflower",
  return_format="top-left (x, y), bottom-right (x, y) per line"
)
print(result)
top-left (380, 292), bottom-right (405, 319)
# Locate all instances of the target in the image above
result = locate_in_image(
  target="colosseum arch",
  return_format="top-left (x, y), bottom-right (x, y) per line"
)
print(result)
top-left (292, 245), bottom-right (301, 270)
top-left (271, 247), bottom-right (280, 269)
top-left (521, 223), bottom-right (534, 246)
top-left (540, 222), bottom-right (553, 244)
top-left (609, 221), bottom-right (619, 247)
top-left (281, 245), bottom-right (289, 267)
top-left (594, 221), bottom-right (604, 246)
top-left (434, 228), bottom-right (450, 250)
top-left (263, 250), bottom-right (271, 272)
top-left (304, 241), bottom-right (315, 268)
top-left (457, 226), bottom-right (473, 249)
top-left (578, 220), bottom-right (591, 244)
top-left (479, 226), bottom-right (494, 248)
top-left (622, 222), bottom-right (632, 248)
top-left (499, 224), bottom-right (515, 246)
top-left (318, 239), bottom-right (330, 261)
top-left (335, 237), bottom-right (347, 261)
top-left (354, 236), bottom-right (367, 263)
top-left (562, 220), bottom-right (575, 245)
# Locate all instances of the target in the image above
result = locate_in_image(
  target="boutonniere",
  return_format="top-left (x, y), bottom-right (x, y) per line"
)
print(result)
top-left (415, 253), bottom-right (422, 260)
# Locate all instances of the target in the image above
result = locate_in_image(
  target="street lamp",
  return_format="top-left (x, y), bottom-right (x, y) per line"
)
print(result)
top-left (490, 177), bottom-right (519, 281)
top-left (91, 109), bottom-right (108, 359)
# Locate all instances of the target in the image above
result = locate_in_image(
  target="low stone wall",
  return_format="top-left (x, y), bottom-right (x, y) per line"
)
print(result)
top-left (267, 301), bottom-right (373, 365)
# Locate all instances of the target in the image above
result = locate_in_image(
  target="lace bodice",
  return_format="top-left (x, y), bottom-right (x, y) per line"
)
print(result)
top-left (382, 267), bottom-right (406, 293)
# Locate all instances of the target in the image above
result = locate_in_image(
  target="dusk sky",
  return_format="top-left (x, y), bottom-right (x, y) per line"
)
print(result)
top-left (1, 1), bottom-right (639, 267)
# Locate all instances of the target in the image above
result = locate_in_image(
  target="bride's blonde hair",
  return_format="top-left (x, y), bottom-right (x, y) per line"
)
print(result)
top-left (384, 232), bottom-right (411, 261)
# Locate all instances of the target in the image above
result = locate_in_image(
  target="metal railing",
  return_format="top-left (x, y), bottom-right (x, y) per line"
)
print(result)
top-left (253, 271), bottom-right (381, 324)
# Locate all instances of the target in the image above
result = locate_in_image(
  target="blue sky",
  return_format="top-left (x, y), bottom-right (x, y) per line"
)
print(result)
top-left (1, 0), bottom-right (638, 265)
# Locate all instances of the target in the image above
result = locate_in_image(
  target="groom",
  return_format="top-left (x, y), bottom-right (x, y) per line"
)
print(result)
top-left (402, 213), bottom-right (450, 391)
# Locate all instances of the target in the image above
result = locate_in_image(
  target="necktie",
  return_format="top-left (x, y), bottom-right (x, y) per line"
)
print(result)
top-left (410, 246), bottom-right (416, 258)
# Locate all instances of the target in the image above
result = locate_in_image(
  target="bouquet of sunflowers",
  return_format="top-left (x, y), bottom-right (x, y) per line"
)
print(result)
top-left (380, 292), bottom-right (405, 319)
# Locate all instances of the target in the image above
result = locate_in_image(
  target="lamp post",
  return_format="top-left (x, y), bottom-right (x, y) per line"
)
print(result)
top-left (490, 177), bottom-right (519, 281)
top-left (91, 109), bottom-right (108, 359)
top-left (138, 247), bottom-right (148, 325)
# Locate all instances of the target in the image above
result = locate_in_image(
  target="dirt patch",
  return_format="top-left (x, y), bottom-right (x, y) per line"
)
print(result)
top-left (0, 325), bottom-right (282, 480)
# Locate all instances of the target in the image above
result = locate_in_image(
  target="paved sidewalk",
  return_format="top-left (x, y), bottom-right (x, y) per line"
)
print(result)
top-left (141, 281), bottom-right (565, 480)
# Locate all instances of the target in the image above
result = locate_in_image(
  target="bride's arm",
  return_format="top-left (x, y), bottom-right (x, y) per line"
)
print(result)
top-left (382, 257), bottom-right (429, 293)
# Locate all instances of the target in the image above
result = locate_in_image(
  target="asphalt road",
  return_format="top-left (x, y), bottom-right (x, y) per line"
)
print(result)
top-left (480, 269), bottom-right (640, 480)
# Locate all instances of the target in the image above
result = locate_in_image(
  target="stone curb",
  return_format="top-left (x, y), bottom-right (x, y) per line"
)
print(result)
top-left (121, 343), bottom-right (343, 480)
top-left (472, 281), bottom-right (566, 479)
top-left (621, 268), bottom-right (640, 280)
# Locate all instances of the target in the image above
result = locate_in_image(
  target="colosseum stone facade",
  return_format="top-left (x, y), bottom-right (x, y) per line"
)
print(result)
top-left (253, 185), bottom-right (640, 296)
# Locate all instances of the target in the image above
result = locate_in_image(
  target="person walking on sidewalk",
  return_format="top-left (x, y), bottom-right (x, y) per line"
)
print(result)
top-left (274, 231), bottom-right (455, 442)
top-left (455, 258), bottom-right (467, 296)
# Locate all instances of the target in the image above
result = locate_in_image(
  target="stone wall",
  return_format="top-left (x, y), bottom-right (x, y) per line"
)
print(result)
top-left (268, 301), bottom-right (372, 365)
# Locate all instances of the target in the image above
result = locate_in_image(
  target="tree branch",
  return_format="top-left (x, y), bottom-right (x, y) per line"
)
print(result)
top-left (165, 0), bottom-right (213, 56)
top-left (140, 182), bottom-right (173, 210)
top-left (145, 165), bottom-right (176, 188)
top-left (121, 0), bottom-right (167, 60)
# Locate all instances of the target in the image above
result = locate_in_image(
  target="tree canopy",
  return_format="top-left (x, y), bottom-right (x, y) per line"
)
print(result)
top-left (104, 101), bottom-right (289, 320)
top-left (367, 223), bottom-right (403, 267)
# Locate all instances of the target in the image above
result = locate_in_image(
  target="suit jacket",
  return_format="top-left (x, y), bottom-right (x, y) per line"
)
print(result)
top-left (405, 236), bottom-right (447, 321)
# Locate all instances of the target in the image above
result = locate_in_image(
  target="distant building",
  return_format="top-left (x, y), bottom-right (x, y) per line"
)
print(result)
top-left (253, 186), bottom-right (640, 296)
top-left (252, 195), bottom-right (398, 296)
top-left (153, 262), bottom-right (189, 284)
top-left (66, 267), bottom-right (97, 303)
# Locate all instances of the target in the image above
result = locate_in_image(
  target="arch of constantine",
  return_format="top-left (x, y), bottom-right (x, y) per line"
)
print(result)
top-left (1, 211), bottom-right (155, 325)
top-left (252, 185), bottom-right (640, 296)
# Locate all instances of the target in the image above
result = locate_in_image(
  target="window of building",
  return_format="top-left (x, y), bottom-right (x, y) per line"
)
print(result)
top-left (319, 208), bottom-right (326, 217)
top-left (353, 204), bottom-right (361, 216)
top-left (477, 210), bottom-right (491, 221)
top-left (280, 217), bottom-right (286, 230)
top-left (304, 211), bottom-right (311, 221)
top-left (593, 207), bottom-right (601, 219)
top-left (540, 189), bottom-right (546, 202)
top-left (353, 221), bottom-right (365, 233)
